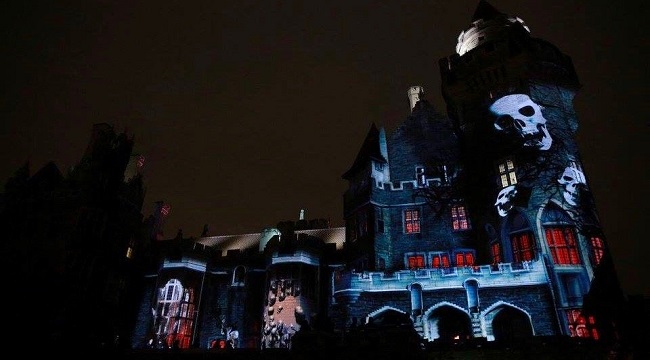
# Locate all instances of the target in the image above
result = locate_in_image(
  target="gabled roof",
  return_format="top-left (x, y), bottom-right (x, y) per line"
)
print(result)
top-left (471, 0), bottom-right (503, 22)
top-left (342, 123), bottom-right (386, 180)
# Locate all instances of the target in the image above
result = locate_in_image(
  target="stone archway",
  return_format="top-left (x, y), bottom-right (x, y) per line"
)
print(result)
top-left (424, 303), bottom-right (472, 343)
top-left (483, 302), bottom-right (534, 342)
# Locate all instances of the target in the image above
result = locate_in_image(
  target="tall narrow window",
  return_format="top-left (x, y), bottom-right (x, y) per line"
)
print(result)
top-left (491, 243), bottom-right (502, 264)
top-left (408, 255), bottom-right (425, 269)
top-left (358, 211), bottom-right (368, 238)
top-left (590, 236), bottom-right (605, 266)
top-left (376, 208), bottom-right (385, 234)
top-left (451, 204), bottom-right (471, 230)
top-left (545, 227), bottom-right (581, 265)
top-left (511, 232), bottom-right (536, 262)
top-left (404, 209), bottom-right (421, 234)
top-left (154, 279), bottom-right (196, 349)
top-left (498, 159), bottom-right (517, 188)
top-left (349, 217), bottom-right (357, 242)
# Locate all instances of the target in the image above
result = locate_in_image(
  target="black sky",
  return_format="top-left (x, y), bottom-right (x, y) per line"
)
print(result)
top-left (1, 1), bottom-right (648, 296)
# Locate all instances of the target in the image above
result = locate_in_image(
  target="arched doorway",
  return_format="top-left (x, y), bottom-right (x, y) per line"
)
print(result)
top-left (491, 306), bottom-right (533, 342)
top-left (425, 305), bottom-right (472, 342)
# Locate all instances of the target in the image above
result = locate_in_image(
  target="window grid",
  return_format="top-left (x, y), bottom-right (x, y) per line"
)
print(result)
top-left (451, 205), bottom-right (471, 230)
top-left (511, 232), bottom-right (536, 262)
top-left (404, 209), bottom-right (421, 234)
top-left (590, 236), bottom-right (604, 266)
top-left (545, 227), bottom-right (581, 265)
top-left (498, 159), bottom-right (517, 188)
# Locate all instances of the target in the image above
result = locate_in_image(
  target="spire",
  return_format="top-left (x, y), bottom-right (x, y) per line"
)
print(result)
top-left (471, 0), bottom-right (503, 22)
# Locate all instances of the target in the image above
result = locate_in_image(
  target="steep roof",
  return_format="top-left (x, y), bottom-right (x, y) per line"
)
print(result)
top-left (387, 100), bottom-right (459, 181)
top-left (342, 123), bottom-right (387, 180)
top-left (471, 0), bottom-right (503, 22)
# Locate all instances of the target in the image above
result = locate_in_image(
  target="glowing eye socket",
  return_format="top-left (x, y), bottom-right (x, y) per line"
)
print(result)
top-left (495, 115), bottom-right (514, 129)
top-left (519, 106), bottom-right (535, 117)
top-left (563, 176), bottom-right (573, 182)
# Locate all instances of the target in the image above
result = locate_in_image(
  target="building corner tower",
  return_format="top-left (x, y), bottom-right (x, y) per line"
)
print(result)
top-left (439, 0), bottom-right (623, 342)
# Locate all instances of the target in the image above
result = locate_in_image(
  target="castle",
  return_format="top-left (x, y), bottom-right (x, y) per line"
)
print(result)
top-left (127, 1), bottom-right (622, 350)
top-left (0, 1), bottom-right (625, 352)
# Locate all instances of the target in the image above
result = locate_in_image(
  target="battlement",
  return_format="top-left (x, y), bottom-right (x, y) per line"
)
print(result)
top-left (373, 176), bottom-right (445, 191)
top-left (333, 260), bottom-right (547, 301)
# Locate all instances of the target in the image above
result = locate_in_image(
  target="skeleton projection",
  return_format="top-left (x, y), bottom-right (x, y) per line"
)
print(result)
top-left (489, 94), bottom-right (552, 150)
top-left (495, 185), bottom-right (517, 217)
top-left (557, 165), bottom-right (586, 206)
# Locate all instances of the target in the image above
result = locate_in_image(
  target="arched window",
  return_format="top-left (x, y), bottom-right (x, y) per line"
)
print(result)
top-left (154, 279), bottom-right (196, 349)
top-left (542, 205), bottom-right (581, 265)
top-left (232, 265), bottom-right (246, 286)
top-left (505, 212), bottom-right (536, 262)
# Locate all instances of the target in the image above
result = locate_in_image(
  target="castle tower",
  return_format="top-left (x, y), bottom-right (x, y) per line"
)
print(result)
top-left (440, 0), bottom-right (619, 341)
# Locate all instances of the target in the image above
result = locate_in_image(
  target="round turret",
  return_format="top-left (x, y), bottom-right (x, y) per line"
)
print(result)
top-left (456, 1), bottom-right (530, 55)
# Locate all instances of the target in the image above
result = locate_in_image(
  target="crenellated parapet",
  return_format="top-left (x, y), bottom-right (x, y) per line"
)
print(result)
top-left (333, 259), bottom-right (548, 304)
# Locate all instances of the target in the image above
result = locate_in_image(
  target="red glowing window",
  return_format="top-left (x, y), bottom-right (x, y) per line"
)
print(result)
top-left (566, 309), bottom-right (598, 340)
top-left (590, 236), bottom-right (604, 266)
top-left (511, 232), bottom-right (536, 262)
top-left (451, 205), bottom-right (471, 231)
top-left (455, 252), bottom-right (475, 266)
top-left (432, 253), bottom-right (450, 268)
top-left (404, 209), bottom-right (421, 234)
top-left (546, 227), bottom-right (581, 265)
top-left (408, 255), bottom-right (425, 269)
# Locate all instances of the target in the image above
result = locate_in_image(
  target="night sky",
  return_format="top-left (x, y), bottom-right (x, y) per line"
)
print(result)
top-left (1, 1), bottom-right (647, 296)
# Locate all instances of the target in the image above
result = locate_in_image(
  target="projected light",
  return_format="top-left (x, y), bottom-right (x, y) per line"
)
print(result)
top-left (557, 165), bottom-right (586, 206)
top-left (489, 94), bottom-right (552, 150)
top-left (494, 185), bottom-right (517, 217)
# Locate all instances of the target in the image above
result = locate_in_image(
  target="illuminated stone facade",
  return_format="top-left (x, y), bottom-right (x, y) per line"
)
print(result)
top-left (129, 1), bottom-right (622, 350)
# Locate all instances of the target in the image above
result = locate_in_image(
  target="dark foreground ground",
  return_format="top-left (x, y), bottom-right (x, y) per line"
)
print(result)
top-left (67, 336), bottom-right (644, 360)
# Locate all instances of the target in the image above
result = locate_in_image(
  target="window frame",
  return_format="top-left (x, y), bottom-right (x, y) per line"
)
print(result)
top-left (403, 208), bottom-right (421, 234)
top-left (497, 158), bottom-right (517, 188)
top-left (511, 230), bottom-right (536, 262)
top-left (545, 226), bottom-right (581, 265)
top-left (430, 252), bottom-right (450, 268)
top-left (451, 204), bottom-right (471, 231)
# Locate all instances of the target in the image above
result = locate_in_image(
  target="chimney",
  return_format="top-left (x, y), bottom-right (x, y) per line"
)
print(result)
top-left (408, 86), bottom-right (424, 112)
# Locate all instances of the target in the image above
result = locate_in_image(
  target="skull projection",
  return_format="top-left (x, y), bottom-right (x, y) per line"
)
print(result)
top-left (557, 166), bottom-right (586, 206)
top-left (489, 94), bottom-right (552, 150)
top-left (495, 185), bottom-right (517, 217)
